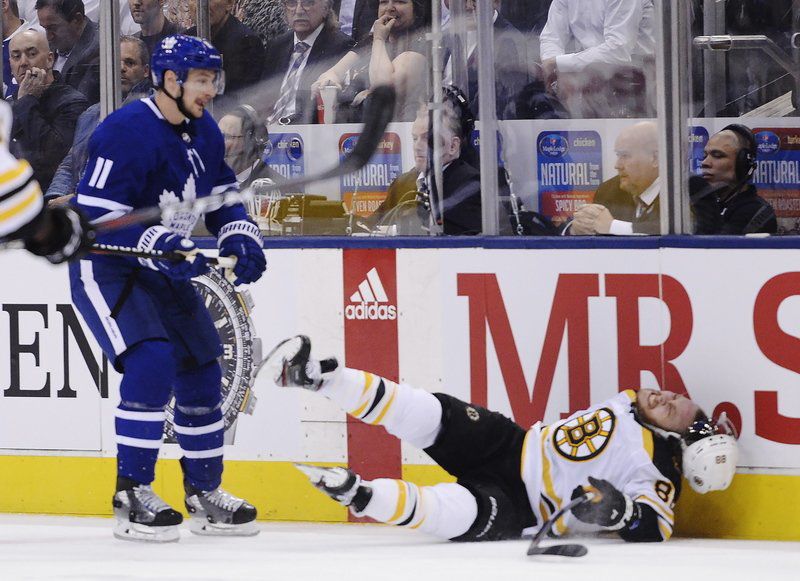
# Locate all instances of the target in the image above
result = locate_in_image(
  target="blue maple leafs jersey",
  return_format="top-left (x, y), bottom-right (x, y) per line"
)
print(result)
top-left (74, 97), bottom-right (249, 250)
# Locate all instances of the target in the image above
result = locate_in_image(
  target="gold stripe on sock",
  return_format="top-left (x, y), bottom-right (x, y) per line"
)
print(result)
top-left (387, 480), bottom-right (408, 524)
top-left (409, 488), bottom-right (426, 529)
top-left (369, 383), bottom-right (397, 425)
top-left (349, 373), bottom-right (375, 417)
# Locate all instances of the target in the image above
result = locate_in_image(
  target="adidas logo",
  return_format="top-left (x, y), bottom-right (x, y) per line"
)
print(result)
top-left (345, 267), bottom-right (397, 321)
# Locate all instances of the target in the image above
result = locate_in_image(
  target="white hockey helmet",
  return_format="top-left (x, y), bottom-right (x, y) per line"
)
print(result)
top-left (681, 415), bottom-right (738, 494)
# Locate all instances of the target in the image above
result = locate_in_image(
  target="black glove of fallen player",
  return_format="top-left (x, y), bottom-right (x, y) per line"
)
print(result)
top-left (24, 205), bottom-right (94, 264)
top-left (571, 476), bottom-right (639, 531)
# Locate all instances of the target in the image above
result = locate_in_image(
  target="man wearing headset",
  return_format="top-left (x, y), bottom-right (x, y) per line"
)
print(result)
top-left (218, 104), bottom-right (281, 188)
top-left (692, 124), bottom-right (777, 235)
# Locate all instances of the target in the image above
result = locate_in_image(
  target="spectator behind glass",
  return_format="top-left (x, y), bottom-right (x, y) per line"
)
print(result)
top-left (130, 0), bottom-right (181, 58)
top-left (691, 125), bottom-right (777, 235)
top-left (500, 0), bottom-right (552, 34)
top-left (333, 0), bottom-right (378, 43)
top-left (442, 0), bottom-right (529, 120)
top-left (420, 86), bottom-right (510, 236)
top-left (35, 0), bottom-right (100, 104)
top-left (539, 0), bottom-right (655, 119)
top-left (218, 104), bottom-right (281, 188)
top-left (46, 36), bottom-right (152, 204)
top-left (366, 106), bottom-right (429, 233)
top-left (186, 0), bottom-right (265, 110)
top-left (566, 121), bottom-right (660, 236)
top-left (312, 0), bottom-right (429, 122)
top-left (3, 0), bottom-right (42, 99)
top-left (9, 27), bottom-right (89, 191)
top-left (260, 0), bottom-right (354, 126)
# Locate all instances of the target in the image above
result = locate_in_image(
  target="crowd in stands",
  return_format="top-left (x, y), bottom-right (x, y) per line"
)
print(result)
top-left (3, 0), bottom-right (794, 237)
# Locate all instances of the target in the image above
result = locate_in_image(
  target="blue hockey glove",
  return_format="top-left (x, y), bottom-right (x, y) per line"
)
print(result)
top-left (217, 220), bottom-right (266, 285)
top-left (137, 226), bottom-right (209, 280)
top-left (570, 476), bottom-right (638, 531)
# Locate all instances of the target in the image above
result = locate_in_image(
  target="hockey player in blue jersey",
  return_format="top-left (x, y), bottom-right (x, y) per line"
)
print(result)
top-left (69, 35), bottom-right (266, 542)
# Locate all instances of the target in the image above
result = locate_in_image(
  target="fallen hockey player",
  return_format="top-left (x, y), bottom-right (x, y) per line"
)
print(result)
top-left (266, 335), bottom-right (737, 542)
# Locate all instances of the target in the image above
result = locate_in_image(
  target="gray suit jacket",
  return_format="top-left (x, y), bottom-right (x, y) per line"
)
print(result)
top-left (61, 19), bottom-right (100, 105)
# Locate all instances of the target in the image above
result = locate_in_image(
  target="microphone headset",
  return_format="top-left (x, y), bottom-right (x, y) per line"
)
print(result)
top-left (234, 104), bottom-right (269, 163)
top-left (721, 123), bottom-right (757, 182)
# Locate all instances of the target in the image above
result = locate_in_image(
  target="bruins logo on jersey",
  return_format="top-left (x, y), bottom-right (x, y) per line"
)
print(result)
top-left (553, 408), bottom-right (616, 461)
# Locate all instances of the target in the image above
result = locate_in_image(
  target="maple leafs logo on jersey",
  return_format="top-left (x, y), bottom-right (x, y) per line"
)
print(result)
top-left (158, 174), bottom-right (200, 237)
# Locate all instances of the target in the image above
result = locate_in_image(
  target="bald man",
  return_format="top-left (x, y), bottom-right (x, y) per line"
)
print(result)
top-left (9, 28), bottom-right (88, 190)
top-left (567, 121), bottom-right (660, 235)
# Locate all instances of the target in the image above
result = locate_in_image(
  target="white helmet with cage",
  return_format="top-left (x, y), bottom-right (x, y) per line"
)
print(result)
top-left (681, 413), bottom-right (739, 494)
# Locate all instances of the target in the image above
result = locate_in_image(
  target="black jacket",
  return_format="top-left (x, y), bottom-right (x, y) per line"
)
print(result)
top-left (333, 0), bottom-right (379, 43)
top-left (692, 183), bottom-right (778, 234)
top-left (61, 19), bottom-right (100, 104)
top-left (188, 15), bottom-right (264, 100)
top-left (135, 18), bottom-right (181, 62)
top-left (260, 24), bottom-right (355, 124)
top-left (11, 73), bottom-right (90, 190)
top-left (432, 158), bottom-right (510, 236)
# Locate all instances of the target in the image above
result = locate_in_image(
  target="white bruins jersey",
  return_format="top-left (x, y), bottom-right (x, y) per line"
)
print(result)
top-left (520, 390), bottom-right (679, 540)
top-left (0, 150), bottom-right (43, 240)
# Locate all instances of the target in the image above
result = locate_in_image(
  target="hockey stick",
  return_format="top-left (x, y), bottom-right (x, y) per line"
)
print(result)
top-left (94, 85), bottom-right (398, 234)
top-left (525, 491), bottom-right (595, 558)
top-left (90, 243), bottom-right (236, 269)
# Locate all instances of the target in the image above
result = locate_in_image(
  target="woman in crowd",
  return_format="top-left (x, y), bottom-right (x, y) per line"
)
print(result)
top-left (312, 0), bottom-right (429, 122)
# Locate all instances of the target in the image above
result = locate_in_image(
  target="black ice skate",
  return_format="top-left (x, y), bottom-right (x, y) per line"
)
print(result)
top-left (294, 463), bottom-right (372, 512)
top-left (262, 335), bottom-right (338, 390)
top-left (184, 481), bottom-right (259, 536)
top-left (112, 477), bottom-right (183, 543)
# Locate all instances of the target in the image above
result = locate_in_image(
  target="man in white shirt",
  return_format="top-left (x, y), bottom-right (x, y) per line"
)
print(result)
top-left (539, 0), bottom-right (655, 118)
top-left (567, 121), bottom-right (660, 235)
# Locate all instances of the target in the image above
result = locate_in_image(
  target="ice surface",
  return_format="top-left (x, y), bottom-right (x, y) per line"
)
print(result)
top-left (0, 515), bottom-right (797, 581)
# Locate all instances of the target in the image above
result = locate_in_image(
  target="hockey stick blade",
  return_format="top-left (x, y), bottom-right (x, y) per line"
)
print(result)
top-left (525, 491), bottom-right (594, 558)
top-left (527, 543), bottom-right (588, 558)
top-left (94, 86), bottom-right (397, 234)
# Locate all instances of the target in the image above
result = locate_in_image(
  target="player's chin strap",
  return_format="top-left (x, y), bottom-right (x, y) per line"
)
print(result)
top-left (160, 82), bottom-right (195, 121)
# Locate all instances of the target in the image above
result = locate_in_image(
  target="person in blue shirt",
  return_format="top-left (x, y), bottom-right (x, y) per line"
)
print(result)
top-left (70, 35), bottom-right (266, 543)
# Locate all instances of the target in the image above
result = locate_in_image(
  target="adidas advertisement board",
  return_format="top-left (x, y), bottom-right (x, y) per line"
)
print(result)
top-left (342, 249), bottom-right (402, 521)
top-left (1, 244), bottom-right (800, 539)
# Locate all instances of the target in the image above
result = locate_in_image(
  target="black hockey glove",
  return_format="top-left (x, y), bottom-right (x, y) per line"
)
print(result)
top-left (24, 205), bottom-right (94, 264)
top-left (571, 476), bottom-right (639, 531)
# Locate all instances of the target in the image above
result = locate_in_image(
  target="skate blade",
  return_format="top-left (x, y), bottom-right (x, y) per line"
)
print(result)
top-left (113, 520), bottom-right (180, 543)
top-left (260, 336), bottom-right (304, 387)
top-left (188, 518), bottom-right (260, 537)
top-left (294, 462), bottom-right (330, 485)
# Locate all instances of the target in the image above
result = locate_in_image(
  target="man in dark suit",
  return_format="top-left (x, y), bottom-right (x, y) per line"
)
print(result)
top-left (332, 0), bottom-right (378, 43)
top-left (443, 0), bottom-right (529, 120)
top-left (567, 121), bottom-right (660, 235)
top-left (261, 0), bottom-right (354, 125)
top-left (186, 0), bottom-right (264, 107)
top-left (35, 0), bottom-right (99, 104)
top-left (372, 88), bottom-right (511, 236)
